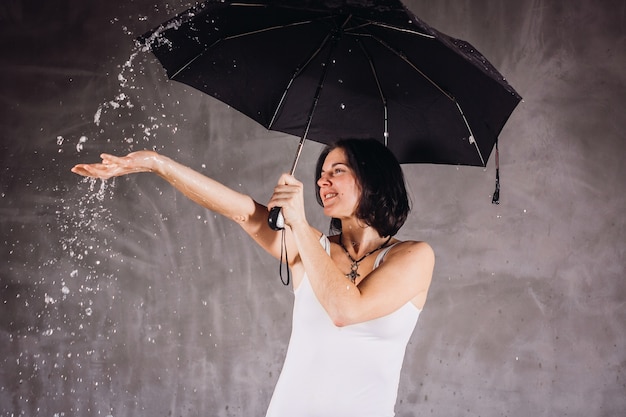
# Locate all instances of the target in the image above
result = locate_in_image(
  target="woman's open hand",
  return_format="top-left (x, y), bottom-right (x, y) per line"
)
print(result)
top-left (71, 151), bottom-right (160, 179)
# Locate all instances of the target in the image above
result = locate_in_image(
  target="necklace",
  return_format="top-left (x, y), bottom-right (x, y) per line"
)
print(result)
top-left (338, 233), bottom-right (392, 283)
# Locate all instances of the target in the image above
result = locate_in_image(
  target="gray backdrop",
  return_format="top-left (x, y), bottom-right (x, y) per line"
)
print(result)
top-left (1, 1), bottom-right (624, 416)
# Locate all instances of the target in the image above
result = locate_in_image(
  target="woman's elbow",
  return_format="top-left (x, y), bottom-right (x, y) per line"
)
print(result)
top-left (328, 309), bottom-right (356, 328)
top-left (332, 317), bottom-right (347, 328)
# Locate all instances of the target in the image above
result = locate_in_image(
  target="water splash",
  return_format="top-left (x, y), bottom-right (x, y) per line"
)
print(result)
top-left (47, 12), bottom-right (205, 352)
top-left (6, 11), bottom-right (212, 415)
top-left (58, 12), bottom-right (194, 267)
top-left (89, 16), bottom-right (189, 151)
top-left (55, 14), bottom-right (192, 315)
top-left (76, 136), bottom-right (88, 152)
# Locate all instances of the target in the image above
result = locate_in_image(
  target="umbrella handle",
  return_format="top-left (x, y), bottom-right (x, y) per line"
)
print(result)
top-left (268, 206), bottom-right (285, 231)
top-left (268, 135), bottom-right (305, 231)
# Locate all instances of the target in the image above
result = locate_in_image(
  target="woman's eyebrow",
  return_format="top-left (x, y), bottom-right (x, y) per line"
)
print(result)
top-left (320, 162), bottom-right (348, 174)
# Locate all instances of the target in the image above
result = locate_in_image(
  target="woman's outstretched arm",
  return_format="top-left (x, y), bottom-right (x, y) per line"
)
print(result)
top-left (71, 151), bottom-right (293, 262)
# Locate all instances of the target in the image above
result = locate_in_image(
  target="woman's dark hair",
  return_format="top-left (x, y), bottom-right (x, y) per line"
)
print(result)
top-left (314, 138), bottom-right (410, 237)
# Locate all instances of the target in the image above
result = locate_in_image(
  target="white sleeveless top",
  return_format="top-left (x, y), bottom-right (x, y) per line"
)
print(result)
top-left (266, 235), bottom-right (421, 417)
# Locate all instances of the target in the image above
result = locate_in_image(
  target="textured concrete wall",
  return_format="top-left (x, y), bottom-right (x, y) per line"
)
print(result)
top-left (1, 1), bottom-right (624, 416)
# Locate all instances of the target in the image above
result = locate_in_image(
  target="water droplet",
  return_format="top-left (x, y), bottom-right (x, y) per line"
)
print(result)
top-left (76, 136), bottom-right (88, 152)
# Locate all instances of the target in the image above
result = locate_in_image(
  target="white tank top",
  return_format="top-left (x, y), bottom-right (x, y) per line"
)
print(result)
top-left (266, 235), bottom-right (421, 417)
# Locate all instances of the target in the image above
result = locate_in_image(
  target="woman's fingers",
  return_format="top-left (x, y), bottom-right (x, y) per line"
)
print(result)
top-left (71, 152), bottom-right (155, 179)
top-left (277, 173), bottom-right (302, 187)
top-left (71, 163), bottom-right (107, 178)
top-left (273, 174), bottom-right (302, 196)
top-left (101, 153), bottom-right (129, 166)
top-left (71, 160), bottom-right (124, 179)
top-left (270, 177), bottom-right (301, 207)
top-left (268, 174), bottom-right (307, 228)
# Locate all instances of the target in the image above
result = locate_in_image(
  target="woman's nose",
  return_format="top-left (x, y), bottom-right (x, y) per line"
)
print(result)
top-left (317, 174), bottom-right (330, 187)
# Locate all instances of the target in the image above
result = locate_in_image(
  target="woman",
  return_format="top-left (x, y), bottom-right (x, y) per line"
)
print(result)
top-left (72, 138), bottom-right (435, 417)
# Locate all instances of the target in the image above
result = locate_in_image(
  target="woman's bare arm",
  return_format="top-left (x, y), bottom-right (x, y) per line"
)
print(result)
top-left (269, 173), bottom-right (434, 326)
top-left (71, 151), bottom-right (295, 262)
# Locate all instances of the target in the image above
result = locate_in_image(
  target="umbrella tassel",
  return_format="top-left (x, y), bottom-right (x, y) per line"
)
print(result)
top-left (492, 140), bottom-right (500, 205)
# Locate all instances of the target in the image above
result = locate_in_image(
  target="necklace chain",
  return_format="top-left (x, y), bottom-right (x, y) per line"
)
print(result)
top-left (338, 233), bottom-right (392, 283)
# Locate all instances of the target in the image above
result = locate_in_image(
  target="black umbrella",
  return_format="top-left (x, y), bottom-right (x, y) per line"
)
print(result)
top-left (139, 0), bottom-right (521, 219)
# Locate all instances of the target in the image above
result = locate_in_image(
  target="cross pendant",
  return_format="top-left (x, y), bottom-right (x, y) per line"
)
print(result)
top-left (346, 263), bottom-right (360, 283)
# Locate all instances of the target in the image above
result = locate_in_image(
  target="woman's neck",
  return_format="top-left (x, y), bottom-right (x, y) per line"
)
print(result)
top-left (339, 224), bottom-right (386, 258)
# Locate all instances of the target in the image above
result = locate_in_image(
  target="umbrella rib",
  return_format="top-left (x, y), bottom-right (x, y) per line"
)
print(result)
top-left (343, 20), bottom-right (434, 39)
top-left (368, 22), bottom-right (435, 39)
top-left (267, 29), bottom-right (335, 132)
top-left (221, 20), bottom-right (314, 41)
top-left (268, 32), bottom-right (325, 125)
top-left (362, 33), bottom-right (455, 101)
top-left (355, 32), bottom-right (486, 165)
top-left (168, 19), bottom-right (322, 80)
top-left (355, 39), bottom-right (389, 146)
top-left (455, 101), bottom-right (485, 166)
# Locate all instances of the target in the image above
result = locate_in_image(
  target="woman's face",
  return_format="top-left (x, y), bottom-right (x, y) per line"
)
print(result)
top-left (317, 148), bottom-right (360, 219)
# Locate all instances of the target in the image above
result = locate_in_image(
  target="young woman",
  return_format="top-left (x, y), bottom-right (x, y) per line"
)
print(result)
top-left (72, 138), bottom-right (435, 417)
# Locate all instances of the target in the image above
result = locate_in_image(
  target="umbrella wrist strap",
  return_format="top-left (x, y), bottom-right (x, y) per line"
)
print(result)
top-left (279, 229), bottom-right (291, 286)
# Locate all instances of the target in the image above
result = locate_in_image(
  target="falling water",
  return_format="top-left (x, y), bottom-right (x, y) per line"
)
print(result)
top-left (11, 11), bottom-right (197, 416)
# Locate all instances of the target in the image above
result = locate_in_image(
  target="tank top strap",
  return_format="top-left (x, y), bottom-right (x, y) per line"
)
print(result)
top-left (374, 241), bottom-right (400, 268)
top-left (320, 234), bottom-right (331, 254)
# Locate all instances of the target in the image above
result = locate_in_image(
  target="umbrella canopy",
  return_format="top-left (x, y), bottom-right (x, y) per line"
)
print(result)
top-left (140, 0), bottom-right (521, 172)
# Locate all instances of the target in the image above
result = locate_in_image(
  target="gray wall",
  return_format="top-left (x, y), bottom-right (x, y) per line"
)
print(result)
top-left (1, 1), bottom-right (624, 416)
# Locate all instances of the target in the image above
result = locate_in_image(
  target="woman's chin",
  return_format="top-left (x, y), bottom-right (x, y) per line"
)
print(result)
top-left (323, 206), bottom-right (337, 218)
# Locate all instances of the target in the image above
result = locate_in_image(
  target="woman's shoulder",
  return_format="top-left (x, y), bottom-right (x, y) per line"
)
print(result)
top-left (327, 234), bottom-right (433, 256)
top-left (390, 237), bottom-right (433, 250)
top-left (386, 239), bottom-right (435, 265)
top-left (384, 240), bottom-right (435, 297)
